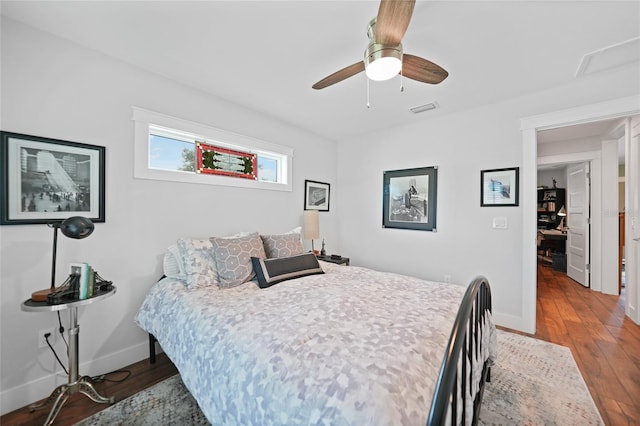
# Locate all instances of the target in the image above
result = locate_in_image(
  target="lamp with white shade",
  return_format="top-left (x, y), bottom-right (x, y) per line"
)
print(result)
top-left (303, 210), bottom-right (320, 254)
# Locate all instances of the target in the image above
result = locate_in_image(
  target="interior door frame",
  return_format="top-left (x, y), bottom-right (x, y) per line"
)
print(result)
top-left (521, 95), bottom-right (640, 334)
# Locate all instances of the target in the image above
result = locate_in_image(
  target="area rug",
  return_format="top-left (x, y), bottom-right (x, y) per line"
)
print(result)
top-left (77, 330), bottom-right (603, 425)
top-left (479, 330), bottom-right (604, 425)
top-left (75, 375), bottom-right (208, 426)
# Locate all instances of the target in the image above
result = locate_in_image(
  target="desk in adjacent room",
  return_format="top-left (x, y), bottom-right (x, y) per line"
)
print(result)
top-left (540, 228), bottom-right (567, 240)
top-left (539, 229), bottom-right (567, 271)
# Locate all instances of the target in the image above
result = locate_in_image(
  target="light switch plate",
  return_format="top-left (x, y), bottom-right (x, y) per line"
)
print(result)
top-left (493, 217), bottom-right (508, 229)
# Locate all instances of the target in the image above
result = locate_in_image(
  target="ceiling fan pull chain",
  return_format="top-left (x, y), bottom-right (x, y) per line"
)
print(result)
top-left (400, 67), bottom-right (404, 92)
top-left (366, 77), bottom-right (371, 108)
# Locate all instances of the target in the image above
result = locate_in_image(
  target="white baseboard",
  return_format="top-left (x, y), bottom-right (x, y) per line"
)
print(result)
top-left (1, 340), bottom-right (151, 416)
top-left (492, 311), bottom-right (535, 335)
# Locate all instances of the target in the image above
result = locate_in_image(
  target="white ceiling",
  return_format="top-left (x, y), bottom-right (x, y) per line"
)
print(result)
top-left (537, 120), bottom-right (620, 145)
top-left (537, 117), bottom-right (629, 167)
top-left (2, 0), bottom-right (639, 142)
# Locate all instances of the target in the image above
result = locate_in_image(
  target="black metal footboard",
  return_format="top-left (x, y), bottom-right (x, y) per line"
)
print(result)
top-left (427, 276), bottom-right (493, 426)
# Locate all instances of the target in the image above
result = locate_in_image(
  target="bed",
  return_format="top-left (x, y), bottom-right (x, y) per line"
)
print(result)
top-left (135, 232), bottom-right (496, 425)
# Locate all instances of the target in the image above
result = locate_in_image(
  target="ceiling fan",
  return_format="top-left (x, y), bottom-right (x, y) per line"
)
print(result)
top-left (312, 0), bottom-right (448, 90)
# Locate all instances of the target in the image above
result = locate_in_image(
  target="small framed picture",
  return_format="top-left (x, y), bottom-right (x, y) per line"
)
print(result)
top-left (304, 180), bottom-right (330, 211)
top-left (481, 167), bottom-right (519, 207)
top-left (0, 131), bottom-right (106, 224)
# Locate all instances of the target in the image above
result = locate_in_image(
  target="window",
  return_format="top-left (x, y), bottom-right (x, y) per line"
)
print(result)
top-left (133, 107), bottom-right (293, 191)
top-left (149, 132), bottom-right (195, 172)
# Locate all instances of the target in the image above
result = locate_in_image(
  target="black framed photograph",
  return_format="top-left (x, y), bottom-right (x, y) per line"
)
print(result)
top-left (481, 167), bottom-right (519, 207)
top-left (0, 131), bottom-right (106, 225)
top-left (304, 180), bottom-right (330, 211)
top-left (382, 166), bottom-right (438, 231)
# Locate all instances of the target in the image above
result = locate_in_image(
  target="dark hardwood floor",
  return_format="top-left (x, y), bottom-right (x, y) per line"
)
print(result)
top-left (530, 264), bottom-right (640, 425)
top-left (2, 264), bottom-right (639, 425)
top-left (0, 353), bottom-right (178, 426)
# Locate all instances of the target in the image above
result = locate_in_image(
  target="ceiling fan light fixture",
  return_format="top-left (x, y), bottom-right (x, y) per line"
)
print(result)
top-left (365, 43), bottom-right (402, 81)
top-left (311, 3), bottom-right (448, 90)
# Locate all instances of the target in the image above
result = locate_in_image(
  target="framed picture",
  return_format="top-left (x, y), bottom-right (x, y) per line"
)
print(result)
top-left (481, 167), bottom-right (519, 207)
top-left (0, 131), bottom-right (106, 225)
top-left (304, 179), bottom-right (330, 211)
top-left (382, 166), bottom-right (438, 231)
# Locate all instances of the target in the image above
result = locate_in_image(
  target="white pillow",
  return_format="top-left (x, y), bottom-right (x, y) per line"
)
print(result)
top-left (285, 226), bottom-right (302, 235)
top-left (162, 244), bottom-right (185, 280)
top-left (176, 238), bottom-right (218, 289)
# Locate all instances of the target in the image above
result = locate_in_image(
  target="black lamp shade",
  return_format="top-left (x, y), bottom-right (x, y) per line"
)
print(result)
top-left (60, 216), bottom-right (94, 239)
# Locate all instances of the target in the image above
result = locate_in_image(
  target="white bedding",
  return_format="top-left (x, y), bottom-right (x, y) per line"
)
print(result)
top-left (135, 261), bottom-right (495, 425)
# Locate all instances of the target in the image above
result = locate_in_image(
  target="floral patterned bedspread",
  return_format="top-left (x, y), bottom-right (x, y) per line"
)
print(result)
top-left (135, 262), bottom-right (495, 425)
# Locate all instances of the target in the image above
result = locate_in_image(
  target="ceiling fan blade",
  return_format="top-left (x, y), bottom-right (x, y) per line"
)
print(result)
top-left (312, 61), bottom-right (365, 90)
top-left (402, 54), bottom-right (448, 84)
top-left (375, 0), bottom-right (416, 45)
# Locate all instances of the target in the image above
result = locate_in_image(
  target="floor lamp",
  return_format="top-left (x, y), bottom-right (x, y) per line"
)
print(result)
top-left (303, 210), bottom-right (320, 254)
top-left (32, 216), bottom-right (95, 302)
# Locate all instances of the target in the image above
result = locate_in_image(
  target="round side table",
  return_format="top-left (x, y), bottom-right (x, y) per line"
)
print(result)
top-left (21, 286), bottom-right (117, 426)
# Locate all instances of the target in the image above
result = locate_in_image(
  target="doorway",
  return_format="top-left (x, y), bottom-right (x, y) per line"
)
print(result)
top-left (537, 160), bottom-right (593, 287)
top-left (521, 96), bottom-right (640, 334)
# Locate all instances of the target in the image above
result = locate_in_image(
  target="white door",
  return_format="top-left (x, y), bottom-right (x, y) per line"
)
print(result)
top-left (627, 116), bottom-right (640, 323)
top-left (567, 162), bottom-right (590, 287)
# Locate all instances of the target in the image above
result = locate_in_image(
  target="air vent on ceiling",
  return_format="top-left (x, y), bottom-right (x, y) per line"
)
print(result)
top-left (409, 102), bottom-right (439, 114)
top-left (575, 37), bottom-right (640, 77)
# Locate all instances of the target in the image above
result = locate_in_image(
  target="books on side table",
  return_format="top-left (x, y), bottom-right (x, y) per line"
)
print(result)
top-left (43, 263), bottom-right (109, 304)
top-left (71, 262), bottom-right (95, 300)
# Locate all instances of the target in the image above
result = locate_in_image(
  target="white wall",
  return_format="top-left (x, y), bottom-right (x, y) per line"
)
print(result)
top-left (537, 168), bottom-right (567, 189)
top-left (336, 65), bottom-right (640, 332)
top-left (0, 18), bottom-right (338, 413)
top-left (538, 136), bottom-right (602, 158)
top-left (336, 102), bottom-right (526, 327)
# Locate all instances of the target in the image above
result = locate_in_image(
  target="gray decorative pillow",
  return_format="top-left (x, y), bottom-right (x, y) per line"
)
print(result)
top-left (176, 238), bottom-right (217, 289)
top-left (210, 232), bottom-right (266, 289)
top-left (251, 253), bottom-right (324, 288)
top-left (260, 232), bottom-right (304, 258)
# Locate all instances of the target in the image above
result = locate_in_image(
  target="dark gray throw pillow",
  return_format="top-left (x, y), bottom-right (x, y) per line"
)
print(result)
top-left (251, 253), bottom-right (324, 288)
